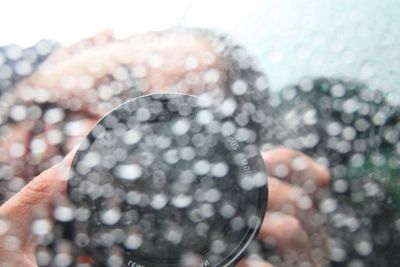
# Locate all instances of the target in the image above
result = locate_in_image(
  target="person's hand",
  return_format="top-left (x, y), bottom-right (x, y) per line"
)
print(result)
top-left (0, 150), bottom-right (75, 267)
top-left (0, 147), bottom-right (329, 267)
top-left (237, 148), bottom-right (330, 267)
top-left (1, 30), bottom-right (331, 266)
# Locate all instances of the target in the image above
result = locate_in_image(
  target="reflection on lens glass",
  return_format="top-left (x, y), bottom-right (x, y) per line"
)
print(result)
top-left (65, 94), bottom-right (268, 266)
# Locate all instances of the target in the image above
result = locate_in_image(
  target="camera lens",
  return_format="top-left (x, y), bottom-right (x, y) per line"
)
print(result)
top-left (66, 93), bottom-right (268, 267)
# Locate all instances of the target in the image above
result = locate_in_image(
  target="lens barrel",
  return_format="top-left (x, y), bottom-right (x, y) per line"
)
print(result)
top-left (64, 93), bottom-right (268, 267)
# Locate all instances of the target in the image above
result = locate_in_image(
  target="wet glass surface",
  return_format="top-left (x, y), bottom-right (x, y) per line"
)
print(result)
top-left (0, 2), bottom-right (399, 267)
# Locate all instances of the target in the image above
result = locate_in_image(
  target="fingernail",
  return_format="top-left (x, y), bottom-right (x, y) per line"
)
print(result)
top-left (62, 145), bottom-right (79, 166)
top-left (262, 151), bottom-right (273, 160)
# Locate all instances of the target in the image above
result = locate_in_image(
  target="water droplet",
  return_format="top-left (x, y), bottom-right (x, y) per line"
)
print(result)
top-left (124, 234), bottom-right (143, 250)
top-left (150, 194), bottom-right (168, 210)
top-left (100, 208), bottom-right (121, 226)
top-left (172, 194), bottom-right (193, 208)
top-left (114, 164), bottom-right (143, 181)
top-left (172, 119), bottom-right (191, 136)
top-left (54, 206), bottom-right (75, 222)
top-left (320, 198), bottom-right (338, 214)
top-left (193, 160), bottom-right (210, 175)
top-left (211, 162), bottom-right (229, 177)
top-left (231, 80), bottom-right (248, 95)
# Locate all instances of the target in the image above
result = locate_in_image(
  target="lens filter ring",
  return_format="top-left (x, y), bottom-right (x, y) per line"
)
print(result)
top-left (67, 93), bottom-right (268, 267)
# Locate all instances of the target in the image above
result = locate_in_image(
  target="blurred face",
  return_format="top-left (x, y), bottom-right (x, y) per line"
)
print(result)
top-left (0, 30), bottom-right (227, 185)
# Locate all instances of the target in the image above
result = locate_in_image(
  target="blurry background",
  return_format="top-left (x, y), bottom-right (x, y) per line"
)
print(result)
top-left (1, 1), bottom-right (400, 266)
top-left (1, 0), bottom-right (399, 94)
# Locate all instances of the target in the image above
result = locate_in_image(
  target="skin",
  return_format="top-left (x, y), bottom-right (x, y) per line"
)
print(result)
top-left (0, 30), bottom-right (331, 267)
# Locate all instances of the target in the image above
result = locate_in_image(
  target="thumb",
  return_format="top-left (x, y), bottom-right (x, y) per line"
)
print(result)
top-left (6, 150), bottom-right (76, 209)
top-left (0, 149), bottom-right (76, 253)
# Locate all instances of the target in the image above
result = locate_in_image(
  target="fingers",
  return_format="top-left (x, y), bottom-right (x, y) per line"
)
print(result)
top-left (17, 165), bottom-right (65, 206)
top-left (0, 148), bottom-right (76, 212)
top-left (258, 212), bottom-right (319, 266)
top-left (18, 148), bottom-right (75, 205)
top-left (0, 149), bottom-right (76, 250)
top-left (262, 148), bottom-right (330, 188)
top-left (258, 212), bottom-right (310, 253)
top-left (268, 176), bottom-right (308, 213)
top-left (261, 149), bottom-right (331, 266)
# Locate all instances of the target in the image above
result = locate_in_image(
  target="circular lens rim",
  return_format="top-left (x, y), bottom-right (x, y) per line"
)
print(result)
top-left (67, 93), bottom-right (268, 267)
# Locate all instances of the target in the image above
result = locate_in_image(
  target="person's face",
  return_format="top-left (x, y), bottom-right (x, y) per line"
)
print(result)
top-left (0, 30), bottom-right (227, 182)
